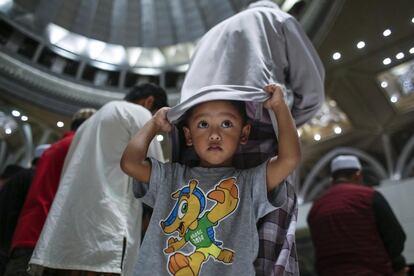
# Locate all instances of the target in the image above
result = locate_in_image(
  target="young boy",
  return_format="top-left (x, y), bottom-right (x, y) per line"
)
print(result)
top-left (121, 84), bottom-right (301, 276)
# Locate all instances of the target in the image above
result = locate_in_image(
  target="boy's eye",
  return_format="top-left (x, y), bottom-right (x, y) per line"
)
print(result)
top-left (221, 120), bottom-right (233, 128)
top-left (197, 120), bottom-right (209, 129)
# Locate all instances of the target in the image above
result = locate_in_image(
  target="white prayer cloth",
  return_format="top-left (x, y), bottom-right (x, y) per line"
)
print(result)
top-left (30, 101), bottom-right (164, 275)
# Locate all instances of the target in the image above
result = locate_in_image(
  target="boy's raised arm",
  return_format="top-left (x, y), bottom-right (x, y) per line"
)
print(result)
top-left (264, 84), bottom-right (302, 192)
top-left (120, 107), bottom-right (171, 183)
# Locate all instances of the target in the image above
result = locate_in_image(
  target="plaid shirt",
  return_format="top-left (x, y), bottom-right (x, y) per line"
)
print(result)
top-left (255, 177), bottom-right (299, 275)
top-left (244, 122), bottom-right (300, 276)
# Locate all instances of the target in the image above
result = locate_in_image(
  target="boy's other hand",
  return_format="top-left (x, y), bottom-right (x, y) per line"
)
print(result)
top-left (153, 107), bottom-right (172, 132)
top-left (263, 84), bottom-right (286, 110)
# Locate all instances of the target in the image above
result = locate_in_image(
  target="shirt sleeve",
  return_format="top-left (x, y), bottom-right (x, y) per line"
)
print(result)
top-left (137, 158), bottom-right (170, 208)
top-left (282, 17), bottom-right (325, 127)
top-left (372, 191), bottom-right (406, 272)
top-left (247, 161), bottom-right (276, 221)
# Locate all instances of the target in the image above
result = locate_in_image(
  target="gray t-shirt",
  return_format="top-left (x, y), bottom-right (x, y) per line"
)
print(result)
top-left (133, 158), bottom-right (276, 276)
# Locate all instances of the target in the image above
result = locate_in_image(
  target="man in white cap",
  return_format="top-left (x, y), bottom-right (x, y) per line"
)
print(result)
top-left (307, 155), bottom-right (408, 276)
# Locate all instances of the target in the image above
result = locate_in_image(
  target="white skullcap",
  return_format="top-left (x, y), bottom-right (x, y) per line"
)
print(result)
top-left (34, 144), bottom-right (51, 159)
top-left (330, 155), bottom-right (362, 173)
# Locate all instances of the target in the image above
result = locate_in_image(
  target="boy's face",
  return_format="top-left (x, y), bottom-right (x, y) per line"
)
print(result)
top-left (183, 101), bottom-right (251, 168)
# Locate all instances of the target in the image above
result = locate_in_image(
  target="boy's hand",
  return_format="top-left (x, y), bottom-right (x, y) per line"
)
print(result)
top-left (152, 107), bottom-right (172, 132)
top-left (263, 84), bottom-right (286, 110)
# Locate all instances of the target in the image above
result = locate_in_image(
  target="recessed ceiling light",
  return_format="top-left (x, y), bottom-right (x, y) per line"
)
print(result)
top-left (383, 58), bottom-right (391, 65)
top-left (380, 81), bottom-right (388, 88)
top-left (383, 29), bottom-right (391, 37)
top-left (313, 134), bottom-right (321, 141)
top-left (332, 52), bottom-right (341, 60)
top-left (356, 41), bottom-right (366, 49)
top-left (156, 135), bottom-right (164, 142)
top-left (21, 116), bottom-right (28, 121)
top-left (334, 126), bottom-right (342, 134)
top-left (11, 110), bottom-right (20, 117)
top-left (411, 17), bottom-right (414, 24)
top-left (5, 128), bottom-right (12, 135)
top-left (390, 95), bottom-right (398, 103)
top-left (395, 52), bottom-right (404, 59)
top-left (409, 47), bottom-right (414, 54)
top-left (57, 121), bottom-right (64, 128)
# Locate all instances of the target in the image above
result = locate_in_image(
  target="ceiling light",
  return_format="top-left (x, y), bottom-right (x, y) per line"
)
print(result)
top-left (395, 52), bottom-right (404, 59)
top-left (127, 48), bottom-right (142, 67)
top-left (334, 126), bottom-right (342, 134)
top-left (332, 52), bottom-right (341, 60)
top-left (5, 128), bottom-right (12, 135)
top-left (411, 17), bottom-right (414, 23)
top-left (47, 24), bottom-right (69, 45)
top-left (390, 95), bottom-right (398, 103)
top-left (381, 81), bottom-right (388, 88)
top-left (356, 41), bottom-right (366, 49)
top-left (0, 0), bottom-right (12, 8)
top-left (11, 110), bottom-right (20, 117)
top-left (409, 47), bottom-right (414, 54)
top-left (383, 58), bottom-right (391, 65)
top-left (156, 135), bottom-right (164, 142)
top-left (21, 116), bottom-right (28, 121)
top-left (383, 29), bottom-right (391, 37)
top-left (87, 39), bottom-right (106, 60)
top-left (313, 134), bottom-right (321, 141)
top-left (57, 121), bottom-right (64, 128)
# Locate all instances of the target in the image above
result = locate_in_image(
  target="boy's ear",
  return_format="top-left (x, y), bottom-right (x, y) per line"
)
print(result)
top-left (240, 124), bottom-right (251, 145)
top-left (183, 126), bottom-right (193, 146)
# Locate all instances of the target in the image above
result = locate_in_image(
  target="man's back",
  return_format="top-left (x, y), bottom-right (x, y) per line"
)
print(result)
top-left (308, 183), bottom-right (393, 275)
top-left (30, 101), bottom-right (164, 275)
top-left (11, 132), bottom-right (75, 251)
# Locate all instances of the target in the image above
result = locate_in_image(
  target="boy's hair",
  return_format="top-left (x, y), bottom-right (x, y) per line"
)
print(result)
top-left (124, 83), bottom-right (168, 112)
top-left (182, 100), bottom-right (248, 126)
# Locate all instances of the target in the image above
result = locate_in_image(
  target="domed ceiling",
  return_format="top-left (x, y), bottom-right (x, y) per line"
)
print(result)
top-left (2, 0), bottom-right (413, 200)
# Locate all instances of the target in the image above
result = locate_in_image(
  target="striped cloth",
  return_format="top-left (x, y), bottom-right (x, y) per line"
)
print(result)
top-left (236, 122), bottom-right (300, 276)
top-left (255, 175), bottom-right (299, 275)
top-left (238, 121), bottom-right (300, 275)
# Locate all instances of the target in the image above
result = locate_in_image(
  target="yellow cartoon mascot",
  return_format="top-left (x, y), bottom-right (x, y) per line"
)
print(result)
top-left (160, 177), bottom-right (239, 276)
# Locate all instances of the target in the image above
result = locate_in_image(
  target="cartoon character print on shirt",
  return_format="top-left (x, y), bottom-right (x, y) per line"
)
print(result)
top-left (160, 177), bottom-right (239, 276)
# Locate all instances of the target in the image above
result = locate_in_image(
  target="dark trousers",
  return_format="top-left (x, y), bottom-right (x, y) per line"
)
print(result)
top-left (5, 248), bottom-right (120, 276)
top-left (4, 248), bottom-right (33, 276)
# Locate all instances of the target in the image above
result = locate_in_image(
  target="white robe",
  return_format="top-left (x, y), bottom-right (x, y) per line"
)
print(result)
top-left (30, 101), bottom-right (164, 275)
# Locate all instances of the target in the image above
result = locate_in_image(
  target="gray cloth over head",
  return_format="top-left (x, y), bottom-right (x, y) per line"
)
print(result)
top-left (180, 0), bottom-right (324, 127)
